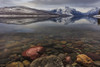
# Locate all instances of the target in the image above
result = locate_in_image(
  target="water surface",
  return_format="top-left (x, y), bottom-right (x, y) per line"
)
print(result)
top-left (0, 16), bottom-right (100, 64)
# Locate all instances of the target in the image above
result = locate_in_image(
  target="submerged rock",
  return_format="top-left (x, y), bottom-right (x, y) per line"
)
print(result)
top-left (22, 46), bottom-right (44, 60)
top-left (65, 56), bottom-right (72, 64)
top-left (66, 64), bottom-right (73, 67)
top-left (23, 60), bottom-right (30, 67)
top-left (53, 44), bottom-right (63, 49)
top-left (74, 41), bottom-right (84, 45)
top-left (94, 61), bottom-right (100, 66)
top-left (63, 47), bottom-right (74, 53)
top-left (45, 48), bottom-right (59, 55)
top-left (60, 41), bottom-right (67, 44)
top-left (0, 64), bottom-right (5, 67)
top-left (30, 55), bottom-right (64, 67)
top-left (76, 54), bottom-right (93, 67)
top-left (86, 52), bottom-right (100, 61)
top-left (58, 53), bottom-right (68, 60)
top-left (72, 62), bottom-right (78, 66)
top-left (6, 61), bottom-right (24, 67)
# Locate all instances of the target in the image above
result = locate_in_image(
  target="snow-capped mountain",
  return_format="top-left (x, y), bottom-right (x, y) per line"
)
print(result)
top-left (85, 7), bottom-right (100, 16)
top-left (0, 6), bottom-right (57, 15)
top-left (0, 6), bottom-right (100, 17)
top-left (50, 6), bottom-right (84, 16)
top-left (51, 7), bottom-right (100, 16)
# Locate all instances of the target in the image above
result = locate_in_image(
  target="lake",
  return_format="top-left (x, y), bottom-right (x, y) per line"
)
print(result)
top-left (0, 16), bottom-right (100, 66)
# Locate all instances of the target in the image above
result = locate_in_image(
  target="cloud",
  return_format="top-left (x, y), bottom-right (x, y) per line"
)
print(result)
top-left (0, 0), bottom-right (29, 7)
top-left (0, 0), bottom-right (100, 8)
top-left (0, 0), bottom-right (14, 6)
top-left (29, 0), bottom-right (100, 7)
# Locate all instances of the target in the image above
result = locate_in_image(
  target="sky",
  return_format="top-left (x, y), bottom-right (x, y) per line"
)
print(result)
top-left (0, 0), bottom-right (100, 12)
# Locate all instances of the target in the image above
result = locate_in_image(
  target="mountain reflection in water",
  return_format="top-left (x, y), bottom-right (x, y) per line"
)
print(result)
top-left (0, 16), bottom-right (99, 25)
top-left (0, 16), bottom-right (100, 33)
top-left (0, 16), bottom-right (100, 65)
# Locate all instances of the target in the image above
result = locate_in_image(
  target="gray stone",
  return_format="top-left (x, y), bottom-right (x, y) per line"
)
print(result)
top-left (58, 53), bottom-right (68, 60)
top-left (30, 55), bottom-right (64, 67)
top-left (94, 61), bottom-right (100, 66)
top-left (66, 64), bottom-right (73, 67)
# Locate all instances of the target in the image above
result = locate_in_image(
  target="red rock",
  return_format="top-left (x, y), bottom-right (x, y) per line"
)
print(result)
top-left (62, 45), bottom-right (66, 47)
top-left (22, 46), bottom-right (44, 60)
top-left (65, 56), bottom-right (71, 63)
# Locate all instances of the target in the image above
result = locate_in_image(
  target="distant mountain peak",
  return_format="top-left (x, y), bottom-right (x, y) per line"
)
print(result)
top-left (50, 6), bottom-right (84, 16)
top-left (85, 7), bottom-right (100, 16)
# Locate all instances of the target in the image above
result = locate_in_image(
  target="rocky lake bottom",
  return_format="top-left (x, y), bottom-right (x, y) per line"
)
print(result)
top-left (0, 17), bottom-right (100, 67)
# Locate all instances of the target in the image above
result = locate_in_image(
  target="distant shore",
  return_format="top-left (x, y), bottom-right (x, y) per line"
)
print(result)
top-left (0, 15), bottom-right (60, 18)
top-left (94, 15), bottom-right (100, 18)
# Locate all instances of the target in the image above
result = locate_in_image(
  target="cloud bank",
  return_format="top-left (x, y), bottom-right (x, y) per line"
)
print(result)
top-left (29, 0), bottom-right (100, 7)
top-left (0, 0), bottom-right (100, 8)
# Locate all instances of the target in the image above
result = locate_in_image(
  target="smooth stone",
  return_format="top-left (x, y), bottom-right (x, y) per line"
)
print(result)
top-left (22, 46), bottom-right (44, 60)
top-left (60, 41), bottom-right (67, 44)
top-left (65, 56), bottom-right (72, 63)
top-left (23, 60), bottom-right (30, 67)
top-left (6, 61), bottom-right (24, 67)
top-left (72, 62), bottom-right (77, 66)
top-left (45, 63), bottom-right (58, 67)
top-left (30, 55), bottom-right (64, 67)
top-left (76, 54), bottom-right (93, 67)
top-left (94, 61), bottom-right (100, 66)
top-left (66, 64), bottom-right (73, 67)
top-left (58, 53), bottom-right (68, 60)
top-left (53, 44), bottom-right (63, 49)
top-left (86, 52), bottom-right (100, 61)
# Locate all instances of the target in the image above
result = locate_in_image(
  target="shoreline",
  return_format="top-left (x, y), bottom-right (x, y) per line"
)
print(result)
top-left (0, 15), bottom-right (60, 18)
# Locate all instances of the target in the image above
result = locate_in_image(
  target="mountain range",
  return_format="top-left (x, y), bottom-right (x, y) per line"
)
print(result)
top-left (50, 6), bottom-right (84, 16)
top-left (0, 6), bottom-right (60, 18)
top-left (85, 7), bottom-right (100, 16)
top-left (50, 6), bottom-right (100, 16)
top-left (0, 6), bottom-right (56, 15)
top-left (0, 6), bottom-right (100, 17)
